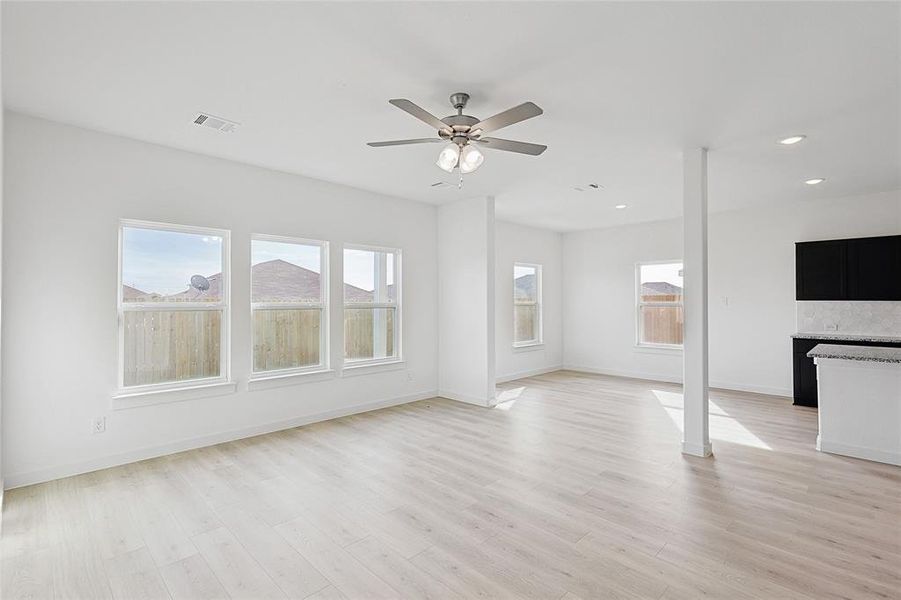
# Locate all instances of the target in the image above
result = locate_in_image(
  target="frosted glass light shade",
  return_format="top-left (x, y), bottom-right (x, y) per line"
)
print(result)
top-left (459, 144), bottom-right (484, 174)
top-left (436, 144), bottom-right (460, 172)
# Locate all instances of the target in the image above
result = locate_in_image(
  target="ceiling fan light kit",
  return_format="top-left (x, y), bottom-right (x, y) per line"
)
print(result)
top-left (368, 92), bottom-right (547, 175)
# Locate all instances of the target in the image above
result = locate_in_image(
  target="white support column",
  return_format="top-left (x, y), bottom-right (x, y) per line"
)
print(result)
top-left (682, 147), bottom-right (712, 457)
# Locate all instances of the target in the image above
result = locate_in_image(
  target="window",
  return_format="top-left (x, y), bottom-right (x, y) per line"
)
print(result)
top-left (251, 236), bottom-right (328, 376)
top-left (637, 261), bottom-right (684, 347)
top-left (118, 221), bottom-right (229, 391)
top-left (513, 263), bottom-right (542, 347)
top-left (343, 246), bottom-right (400, 364)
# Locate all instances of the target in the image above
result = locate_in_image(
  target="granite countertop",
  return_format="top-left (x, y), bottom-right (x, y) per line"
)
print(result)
top-left (792, 332), bottom-right (901, 344)
top-left (807, 344), bottom-right (901, 364)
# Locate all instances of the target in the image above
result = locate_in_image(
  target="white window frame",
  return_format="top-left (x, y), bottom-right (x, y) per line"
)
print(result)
top-left (116, 219), bottom-right (231, 396)
top-left (635, 259), bottom-right (683, 350)
top-left (250, 234), bottom-right (329, 379)
top-left (513, 262), bottom-right (543, 348)
top-left (342, 243), bottom-right (402, 368)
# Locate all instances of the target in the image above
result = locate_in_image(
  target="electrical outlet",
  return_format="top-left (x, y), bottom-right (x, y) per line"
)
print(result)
top-left (407, 372), bottom-right (414, 382)
top-left (825, 323), bottom-right (838, 331)
top-left (92, 416), bottom-right (106, 434)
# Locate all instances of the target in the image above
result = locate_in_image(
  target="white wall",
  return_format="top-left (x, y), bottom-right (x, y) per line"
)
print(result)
top-left (495, 221), bottom-right (563, 382)
top-left (437, 196), bottom-right (496, 406)
top-left (2, 113), bottom-right (439, 488)
top-left (564, 190), bottom-right (901, 397)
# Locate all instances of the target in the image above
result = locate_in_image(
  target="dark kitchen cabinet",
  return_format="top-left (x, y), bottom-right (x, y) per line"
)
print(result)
top-left (792, 338), bottom-right (820, 407)
top-left (796, 235), bottom-right (901, 301)
top-left (847, 236), bottom-right (901, 300)
top-left (792, 337), bottom-right (901, 407)
top-left (796, 240), bottom-right (847, 300)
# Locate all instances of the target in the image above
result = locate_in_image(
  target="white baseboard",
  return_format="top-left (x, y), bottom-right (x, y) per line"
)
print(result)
top-left (818, 436), bottom-right (901, 466)
top-left (563, 364), bottom-right (682, 384)
top-left (495, 365), bottom-right (562, 384)
top-left (562, 364), bottom-right (791, 398)
top-left (438, 390), bottom-right (493, 407)
top-left (710, 380), bottom-right (792, 398)
top-left (4, 390), bottom-right (437, 490)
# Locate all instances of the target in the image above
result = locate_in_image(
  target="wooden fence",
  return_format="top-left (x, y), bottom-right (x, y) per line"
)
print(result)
top-left (344, 308), bottom-right (395, 360)
top-left (514, 304), bottom-right (538, 343)
top-left (123, 310), bottom-right (221, 387)
top-left (640, 306), bottom-right (684, 345)
top-left (252, 309), bottom-right (320, 372)
top-left (123, 307), bottom-right (396, 386)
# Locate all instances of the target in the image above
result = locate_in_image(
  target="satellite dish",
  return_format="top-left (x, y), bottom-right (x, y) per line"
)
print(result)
top-left (190, 275), bottom-right (210, 294)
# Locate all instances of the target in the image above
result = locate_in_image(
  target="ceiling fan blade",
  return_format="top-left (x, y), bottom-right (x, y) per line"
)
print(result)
top-left (475, 137), bottom-right (547, 156)
top-left (388, 99), bottom-right (452, 133)
top-left (470, 102), bottom-right (543, 135)
top-left (367, 138), bottom-right (443, 147)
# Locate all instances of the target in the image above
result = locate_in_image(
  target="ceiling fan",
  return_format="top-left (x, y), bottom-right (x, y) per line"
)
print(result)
top-left (367, 92), bottom-right (546, 174)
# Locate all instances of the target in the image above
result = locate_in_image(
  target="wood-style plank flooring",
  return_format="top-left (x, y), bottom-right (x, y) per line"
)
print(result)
top-left (3, 370), bottom-right (900, 599)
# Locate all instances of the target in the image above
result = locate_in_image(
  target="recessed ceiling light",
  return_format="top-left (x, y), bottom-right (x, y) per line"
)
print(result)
top-left (615, 204), bottom-right (627, 209)
top-left (805, 178), bottom-right (826, 185)
top-left (779, 135), bottom-right (806, 145)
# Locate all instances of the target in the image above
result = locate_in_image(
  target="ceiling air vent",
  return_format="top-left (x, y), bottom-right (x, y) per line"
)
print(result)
top-left (193, 113), bottom-right (240, 133)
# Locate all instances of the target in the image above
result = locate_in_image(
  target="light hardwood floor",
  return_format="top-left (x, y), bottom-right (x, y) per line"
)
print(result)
top-left (2, 370), bottom-right (900, 599)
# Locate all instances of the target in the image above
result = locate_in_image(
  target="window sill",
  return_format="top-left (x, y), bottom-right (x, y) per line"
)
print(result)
top-left (248, 369), bottom-right (336, 390)
top-left (341, 359), bottom-right (405, 377)
top-left (112, 380), bottom-right (237, 410)
top-left (634, 344), bottom-right (683, 355)
top-left (513, 343), bottom-right (545, 353)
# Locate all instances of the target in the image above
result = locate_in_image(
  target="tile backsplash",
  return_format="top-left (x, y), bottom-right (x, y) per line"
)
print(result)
top-left (797, 301), bottom-right (901, 336)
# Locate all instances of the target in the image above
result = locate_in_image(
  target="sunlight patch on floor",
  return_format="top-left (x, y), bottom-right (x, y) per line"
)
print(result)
top-left (495, 386), bottom-right (526, 409)
top-left (652, 389), bottom-right (771, 450)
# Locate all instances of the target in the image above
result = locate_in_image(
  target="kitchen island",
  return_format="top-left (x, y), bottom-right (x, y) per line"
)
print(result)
top-left (808, 344), bottom-right (901, 466)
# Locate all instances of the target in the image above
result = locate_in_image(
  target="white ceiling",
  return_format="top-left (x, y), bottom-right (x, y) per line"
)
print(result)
top-left (3, 1), bottom-right (899, 231)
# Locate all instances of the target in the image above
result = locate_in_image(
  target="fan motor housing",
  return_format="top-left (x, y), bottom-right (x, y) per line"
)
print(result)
top-left (440, 114), bottom-right (479, 144)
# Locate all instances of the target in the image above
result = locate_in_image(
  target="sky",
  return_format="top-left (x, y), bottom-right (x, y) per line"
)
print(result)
top-left (123, 226), bottom-right (395, 295)
top-left (122, 227), bottom-right (222, 295)
top-left (252, 239), bottom-right (320, 271)
top-left (640, 262), bottom-right (683, 287)
top-left (344, 248), bottom-right (394, 292)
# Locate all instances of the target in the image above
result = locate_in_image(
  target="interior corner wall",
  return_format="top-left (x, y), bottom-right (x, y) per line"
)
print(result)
top-left (0, 51), bottom-right (4, 499)
top-left (1, 112), bottom-right (439, 488)
top-left (437, 196), bottom-right (496, 406)
top-left (495, 221), bottom-right (563, 382)
top-left (563, 190), bottom-right (901, 397)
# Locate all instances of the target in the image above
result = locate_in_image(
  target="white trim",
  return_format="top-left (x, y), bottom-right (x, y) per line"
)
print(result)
top-left (818, 436), bottom-right (901, 466)
top-left (341, 359), bottom-right (406, 377)
top-left (635, 259), bottom-right (683, 348)
top-left (496, 365), bottom-right (562, 383)
top-left (250, 235), bottom-right (329, 376)
top-left (513, 262), bottom-right (543, 346)
top-left (342, 244), bottom-right (402, 362)
top-left (563, 364), bottom-right (683, 385)
top-left (5, 390), bottom-right (438, 490)
top-left (634, 343), bottom-right (683, 354)
top-left (560, 365), bottom-right (792, 398)
top-left (112, 381), bottom-right (237, 410)
top-left (512, 342), bottom-right (545, 353)
top-left (118, 219), bottom-right (231, 393)
top-left (247, 369), bottom-right (337, 390)
top-left (439, 389), bottom-right (495, 407)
